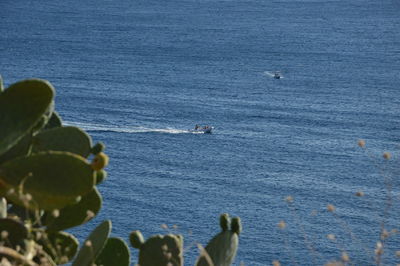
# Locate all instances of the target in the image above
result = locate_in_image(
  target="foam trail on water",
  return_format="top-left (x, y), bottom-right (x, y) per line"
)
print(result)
top-left (263, 71), bottom-right (284, 79)
top-left (263, 71), bottom-right (274, 77)
top-left (64, 121), bottom-right (199, 134)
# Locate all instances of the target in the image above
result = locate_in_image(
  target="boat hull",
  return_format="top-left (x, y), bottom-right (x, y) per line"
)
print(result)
top-left (189, 127), bottom-right (213, 134)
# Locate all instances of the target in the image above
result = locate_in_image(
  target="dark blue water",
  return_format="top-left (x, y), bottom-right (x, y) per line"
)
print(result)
top-left (1, 0), bottom-right (400, 264)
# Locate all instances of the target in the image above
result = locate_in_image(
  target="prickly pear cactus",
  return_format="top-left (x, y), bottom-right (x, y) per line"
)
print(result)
top-left (130, 230), bottom-right (184, 266)
top-left (0, 76), bottom-right (242, 266)
top-left (195, 213), bottom-right (242, 266)
top-left (0, 77), bottom-right (128, 265)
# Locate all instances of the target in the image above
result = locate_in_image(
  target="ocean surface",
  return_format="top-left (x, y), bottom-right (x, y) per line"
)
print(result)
top-left (1, 0), bottom-right (400, 264)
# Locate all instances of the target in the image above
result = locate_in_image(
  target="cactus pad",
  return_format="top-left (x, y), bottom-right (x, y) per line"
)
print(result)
top-left (135, 234), bottom-right (184, 266)
top-left (129, 230), bottom-right (145, 248)
top-left (45, 187), bottom-right (102, 232)
top-left (0, 134), bottom-right (32, 165)
top-left (44, 111), bottom-right (62, 130)
top-left (220, 213), bottom-right (230, 231)
top-left (95, 237), bottom-right (131, 266)
top-left (196, 214), bottom-right (241, 266)
top-left (0, 79), bottom-right (54, 156)
top-left (72, 220), bottom-right (111, 266)
top-left (231, 217), bottom-right (242, 235)
top-left (32, 126), bottom-right (92, 158)
top-left (0, 151), bottom-right (95, 210)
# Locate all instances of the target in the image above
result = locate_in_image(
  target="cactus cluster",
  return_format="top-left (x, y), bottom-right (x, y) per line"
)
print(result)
top-left (0, 77), bottom-right (242, 265)
top-left (0, 78), bottom-right (128, 265)
top-left (128, 213), bottom-right (242, 266)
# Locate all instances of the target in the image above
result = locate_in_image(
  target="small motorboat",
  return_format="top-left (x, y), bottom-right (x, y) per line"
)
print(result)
top-left (190, 125), bottom-right (213, 134)
top-left (263, 71), bottom-right (283, 79)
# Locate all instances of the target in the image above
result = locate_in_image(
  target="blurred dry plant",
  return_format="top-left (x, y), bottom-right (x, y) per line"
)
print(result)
top-left (274, 140), bottom-right (399, 266)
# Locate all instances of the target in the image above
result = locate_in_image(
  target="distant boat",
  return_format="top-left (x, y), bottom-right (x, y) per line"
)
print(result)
top-left (263, 71), bottom-right (283, 79)
top-left (190, 125), bottom-right (213, 134)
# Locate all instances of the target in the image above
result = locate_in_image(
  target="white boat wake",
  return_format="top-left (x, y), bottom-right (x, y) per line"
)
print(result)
top-left (263, 71), bottom-right (284, 79)
top-left (64, 121), bottom-right (208, 134)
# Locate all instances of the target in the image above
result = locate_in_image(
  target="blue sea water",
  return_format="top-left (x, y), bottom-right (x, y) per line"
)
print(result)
top-left (1, 0), bottom-right (400, 264)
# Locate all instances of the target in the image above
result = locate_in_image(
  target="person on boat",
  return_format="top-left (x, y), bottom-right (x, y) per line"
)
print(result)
top-left (195, 125), bottom-right (199, 130)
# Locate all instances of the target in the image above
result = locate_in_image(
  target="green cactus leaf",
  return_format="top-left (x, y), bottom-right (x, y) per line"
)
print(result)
top-left (72, 220), bottom-right (112, 266)
top-left (220, 213), bottom-right (230, 231)
top-left (39, 231), bottom-right (79, 264)
top-left (196, 231), bottom-right (238, 266)
top-left (45, 187), bottom-right (101, 232)
top-left (0, 133), bottom-right (32, 165)
top-left (31, 102), bottom-right (54, 135)
top-left (129, 230), bottom-right (144, 249)
top-left (195, 215), bottom-right (240, 266)
top-left (32, 126), bottom-right (92, 158)
top-left (44, 111), bottom-right (62, 130)
top-left (0, 197), bottom-right (6, 218)
top-left (95, 237), bottom-right (131, 266)
top-left (0, 79), bottom-right (54, 156)
top-left (138, 234), bottom-right (184, 266)
top-left (0, 218), bottom-right (28, 247)
top-left (0, 151), bottom-right (95, 210)
top-left (231, 217), bottom-right (242, 235)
